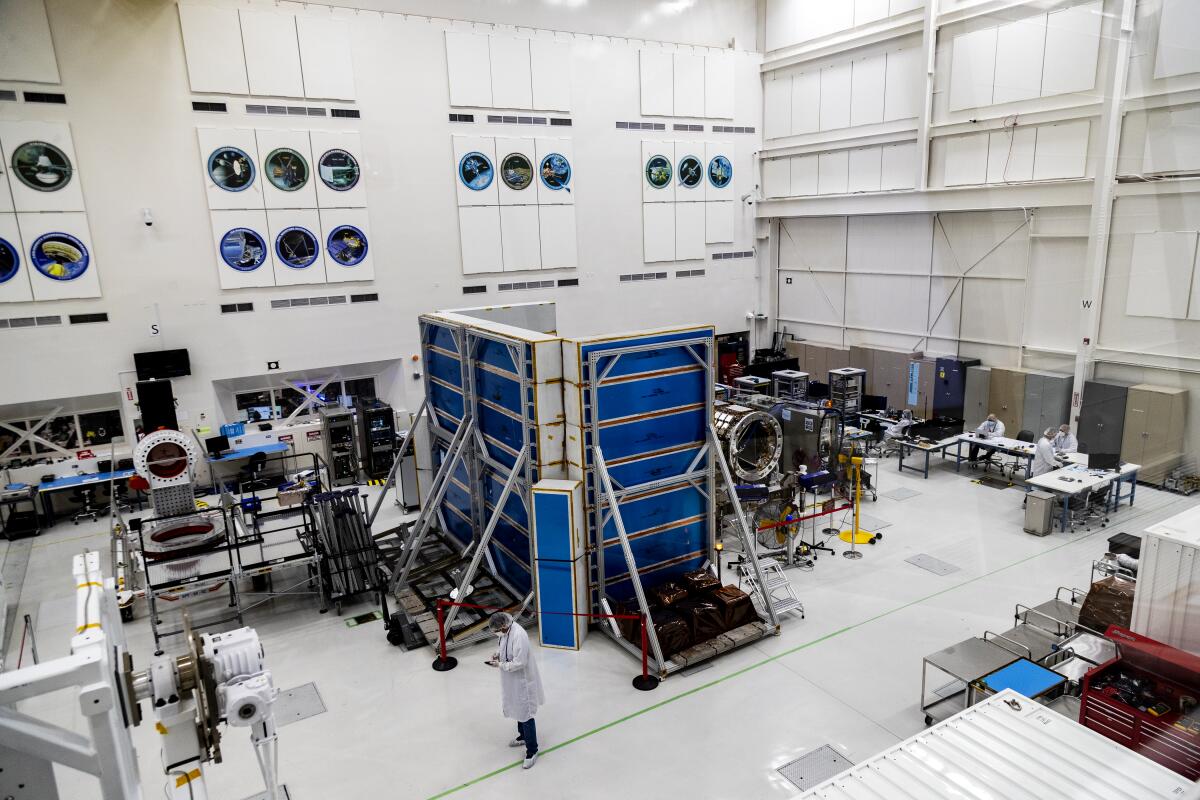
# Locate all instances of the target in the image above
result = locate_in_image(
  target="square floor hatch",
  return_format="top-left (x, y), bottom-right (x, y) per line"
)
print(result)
top-left (882, 487), bottom-right (921, 501)
top-left (777, 744), bottom-right (854, 791)
top-left (906, 553), bottom-right (961, 576)
top-left (275, 682), bottom-right (326, 728)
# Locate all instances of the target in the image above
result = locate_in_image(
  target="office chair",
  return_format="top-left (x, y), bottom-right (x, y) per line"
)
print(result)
top-left (239, 452), bottom-right (270, 493)
top-left (111, 481), bottom-right (135, 514)
top-left (71, 486), bottom-right (101, 525)
top-left (1069, 484), bottom-right (1111, 532)
top-left (1006, 430), bottom-right (1035, 478)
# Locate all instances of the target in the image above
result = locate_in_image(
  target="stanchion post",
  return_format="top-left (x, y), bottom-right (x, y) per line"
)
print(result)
top-left (431, 599), bottom-right (458, 672)
top-left (631, 612), bottom-right (660, 691)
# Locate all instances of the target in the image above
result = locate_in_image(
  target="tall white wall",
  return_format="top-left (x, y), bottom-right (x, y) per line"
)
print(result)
top-left (0, 0), bottom-right (763, 433)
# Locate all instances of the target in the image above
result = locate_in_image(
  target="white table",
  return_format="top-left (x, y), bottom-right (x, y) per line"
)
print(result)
top-left (1026, 458), bottom-right (1140, 531)
top-left (950, 433), bottom-right (1037, 478)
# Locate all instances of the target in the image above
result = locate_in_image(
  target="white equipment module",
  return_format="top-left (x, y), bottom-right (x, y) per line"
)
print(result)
top-left (1132, 503), bottom-right (1200, 655)
top-left (797, 690), bottom-right (1196, 799)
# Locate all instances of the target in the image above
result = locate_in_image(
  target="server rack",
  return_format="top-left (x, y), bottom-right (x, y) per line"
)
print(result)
top-left (358, 401), bottom-right (397, 480)
top-left (320, 406), bottom-right (357, 487)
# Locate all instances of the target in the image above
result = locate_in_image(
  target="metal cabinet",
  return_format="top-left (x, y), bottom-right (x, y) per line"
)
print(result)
top-left (1077, 380), bottom-right (1129, 455)
top-left (1121, 384), bottom-right (1188, 484)
top-left (987, 367), bottom-right (1026, 434)
top-left (933, 357), bottom-right (980, 420)
top-left (963, 366), bottom-right (991, 430)
top-left (1021, 372), bottom-right (1072, 438)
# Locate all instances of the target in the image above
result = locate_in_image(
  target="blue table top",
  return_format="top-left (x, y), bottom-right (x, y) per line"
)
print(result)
top-left (207, 442), bottom-right (290, 463)
top-left (40, 469), bottom-right (136, 491)
top-left (980, 657), bottom-right (1065, 698)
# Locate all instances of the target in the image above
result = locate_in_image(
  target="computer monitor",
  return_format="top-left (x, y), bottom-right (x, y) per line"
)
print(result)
top-left (1090, 452), bottom-right (1120, 471)
top-left (807, 381), bottom-right (830, 400)
top-left (862, 394), bottom-right (888, 411)
top-left (205, 435), bottom-right (230, 458)
top-left (117, 458), bottom-right (134, 471)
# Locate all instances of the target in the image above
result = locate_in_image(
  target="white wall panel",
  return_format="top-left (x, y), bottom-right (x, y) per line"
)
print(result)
top-left (0, 0), bottom-right (58, 83)
top-left (19, 212), bottom-right (101, 301)
top-left (764, 0), bottom-right (803, 52)
top-left (987, 127), bottom-right (1036, 183)
top-left (820, 63), bottom-right (852, 130)
top-left (539, 204), bottom-right (578, 269)
top-left (944, 132), bottom-right (989, 186)
top-left (1026, 238), bottom-right (1084, 349)
top-left (296, 16), bottom-right (356, 100)
top-left (0, 213), bottom-right (32, 303)
top-left (673, 53), bottom-right (706, 117)
top-left (495, 137), bottom-right (537, 205)
top-left (445, 32), bottom-right (493, 107)
top-left (255, 129), bottom-right (318, 210)
top-left (808, 0), bottom-right (855, 40)
top-left (791, 71), bottom-right (821, 135)
top-left (642, 202), bottom-right (676, 263)
top-left (452, 135), bottom-right (499, 206)
top-left (855, 0), bottom-right (890, 26)
top-left (309, 130), bottom-right (366, 209)
top-left (850, 55), bottom-right (886, 127)
top-left (845, 274), bottom-right (928, 330)
top-left (933, 211), bottom-right (1028, 278)
top-left (534, 137), bottom-right (574, 205)
top-left (210, 210), bottom-right (273, 289)
top-left (818, 151), bottom-right (850, 195)
top-left (196, 127), bottom-right (263, 211)
top-left (268, 209), bottom-right (325, 286)
top-left (961, 277), bottom-right (1024, 344)
top-left (705, 142), bottom-right (734, 197)
top-left (490, 36), bottom-right (533, 110)
top-left (500, 205), bottom-right (542, 271)
top-left (1042, 1), bottom-right (1102, 97)
top-left (884, 48), bottom-right (923, 121)
top-left (1143, 107), bottom-right (1200, 174)
top-left (949, 27), bottom-right (998, 111)
top-left (1033, 120), bottom-right (1089, 180)
top-left (848, 214), bottom-right (932, 273)
top-left (1155, 0), bottom-right (1200, 79)
top-left (240, 10), bottom-right (304, 98)
top-left (762, 157), bottom-right (790, 198)
top-left (178, 5), bottom-right (248, 94)
top-left (880, 142), bottom-right (918, 190)
top-left (780, 217), bottom-right (847, 269)
top-left (705, 200), bottom-right (734, 243)
top-left (927, 277), bottom-right (961, 340)
top-left (1125, 231), bottom-right (1196, 319)
top-left (789, 154), bottom-right (818, 196)
top-left (847, 146), bottom-right (882, 193)
top-left (0, 121), bottom-right (85, 213)
top-left (992, 14), bottom-right (1046, 105)
top-left (643, 141), bottom-right (676, 202)
top-left (530, 40), bottom-right (572, 111)
top-left (319, 208), bottom-right (373, 284)
top-left (779, 270), bottom-right (846, 324)
top-left (459, 206), bottom-right (503, 274)
top-left (704, 53), bottom-right (735, 118)
top-left (675, 202), bottom-right (706, 261)
top-left (764, 76), bottom-right (792, 140)
top-left (640, 50), bottom-right (674, 116)
top-left (890, 0), bottom-right (925, 14)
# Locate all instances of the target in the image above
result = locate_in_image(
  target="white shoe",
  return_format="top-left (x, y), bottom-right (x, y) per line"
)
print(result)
top-left (523, 752), bottom-right (538, 769)
top-left (508, 737), bottom-right (525, 748)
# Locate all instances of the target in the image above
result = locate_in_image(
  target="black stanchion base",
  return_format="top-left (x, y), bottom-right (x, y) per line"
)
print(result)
top-left (632, 674), bottom-right (660, 691)
top-left (432, 656), bottom-right (459, 672)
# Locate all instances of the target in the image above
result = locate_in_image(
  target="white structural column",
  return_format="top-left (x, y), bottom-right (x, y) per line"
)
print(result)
top-left (1069, 0), bottom-right (1136, 433)
top-left (916, 0), bottom-right (938, 190)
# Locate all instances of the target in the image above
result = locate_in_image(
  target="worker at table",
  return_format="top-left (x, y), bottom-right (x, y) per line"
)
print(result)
top-left (884, 409), bottom-right (915, 443)
top-left (968, 414), bottom-right (1006, 467)
top-left (1052, 424), bottom-right (1078, 454)
top-left (1031, 428), bottom-right (1058, 477)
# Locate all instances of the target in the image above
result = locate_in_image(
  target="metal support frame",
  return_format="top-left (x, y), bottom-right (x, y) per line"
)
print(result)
top-left (367, 398), bottom-right (428, 527)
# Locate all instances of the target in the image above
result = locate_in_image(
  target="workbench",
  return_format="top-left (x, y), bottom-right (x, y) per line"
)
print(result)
top-left (1026, 457), bottom-right (1140, 532)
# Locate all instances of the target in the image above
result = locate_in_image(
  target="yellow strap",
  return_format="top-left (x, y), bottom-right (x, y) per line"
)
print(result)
top-left (77, 581), bottom-right (102, 588)
top-left (175, 768), bottom-right (202, 788)
top-left (156, 722), bottom-right (168, 735)
top-left (75, 622), bottom-right (101, 633)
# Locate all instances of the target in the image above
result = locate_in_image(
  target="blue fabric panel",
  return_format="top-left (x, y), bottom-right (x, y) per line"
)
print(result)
top-left (423, 320), bottom-right (460, 354)
top-left (602, 517), bottom-right (707, 582)
top-left (475, 335), bottom-right (522, 374)
top-left (428, 382), bottom-right (464, 424)
top-left (474, 364), bottom-right (524, 412)
top-left (536, 559), bottom-right (581, 647)
top-left (604, 555), bottom-right (706, 603)
top-left (477, 403), bottom-right (525, 460)
top-left (489, 544), bottom-right (532, 594)
top-left (427, 349), bottom-right (463, 389)
top-left (606, 445), bottom-right (708, 488)
top-left (584, 368), bottom-right (705, 426)
top-left (533, 491), bottom-right (571, 562)
top-left (596, 407), bottom-right (708, 461)
top-left (442, 503), bottom-right (474, 549)
top-left (483, 466), bottom-right (529, 530)
top-left (578, 330), bottom-right (711, 381)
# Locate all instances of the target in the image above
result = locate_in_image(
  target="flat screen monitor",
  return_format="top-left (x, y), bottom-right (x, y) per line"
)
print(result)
top-left (205, 435), bottom-right (230, 458)
top-left (862, 394), bottom-right (888, 411)
top-left (807, 381), bottom-right (830, 400)
top-left (133, 348), bottom-right (191, 381)
top-left (1091, 452), bottom-right (1120, 471)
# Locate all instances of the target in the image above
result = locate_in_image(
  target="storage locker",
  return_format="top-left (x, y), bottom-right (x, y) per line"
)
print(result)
top-left (1121, 384), bottom-right (1187, 484)
top-left (1077, 380), bottom-right (1128, 455)
top-left (963, 366), bottom-right (991, 430)
top-left (987, 367), bottom-right (1026, 433)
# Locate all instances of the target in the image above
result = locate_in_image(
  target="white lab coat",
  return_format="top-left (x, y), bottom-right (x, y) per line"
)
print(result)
top-left (975, 419), bottom-right (1006, 439)
top-left (496, 624), bottom-right (544, 722)
top-left (1031, 436), bottom-right (1057, 477)
top-left (1053, 431), bottom-right (1078, 453)
top-left (884, 417), bottom-right (914, 440)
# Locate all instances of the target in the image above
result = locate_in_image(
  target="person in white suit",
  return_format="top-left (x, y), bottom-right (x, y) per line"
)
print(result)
top-left (1032, 428), bottom-right (1058, 477)
top-left (487, 612), bottom-right (545, 769)
top-left (1053, 424), bottom-right (1078, 454)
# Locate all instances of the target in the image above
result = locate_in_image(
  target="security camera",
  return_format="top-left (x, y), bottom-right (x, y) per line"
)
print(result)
top-left (741, 192), bottom-right (755, 206)
top-left (141, 208), bottom-right (154, 227)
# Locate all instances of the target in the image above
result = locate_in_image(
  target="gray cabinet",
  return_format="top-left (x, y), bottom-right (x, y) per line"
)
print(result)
top-left (1121, 384), bottom-right (1188, 484)
top-left (964, 366), bottom-right (991, 430)
top-left (1077, 380), bottom-right (1129, 455)
top-left (1021, 372), bottom-right (1072, 438)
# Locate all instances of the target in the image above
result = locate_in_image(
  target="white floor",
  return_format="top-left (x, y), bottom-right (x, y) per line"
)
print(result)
top-left (2, 462), bottom-right (1195, 800)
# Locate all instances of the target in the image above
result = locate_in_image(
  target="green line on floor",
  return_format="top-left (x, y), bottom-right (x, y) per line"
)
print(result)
top-left (426, 526), bottom-right (1107, 799)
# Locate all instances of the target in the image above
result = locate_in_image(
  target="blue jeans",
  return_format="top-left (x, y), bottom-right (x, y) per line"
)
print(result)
top-left (516, 718), bottom-right (538, 758)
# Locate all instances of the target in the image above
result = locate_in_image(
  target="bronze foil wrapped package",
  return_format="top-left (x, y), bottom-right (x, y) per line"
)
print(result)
top-left (675, 596), bottom-right (725, 642)
top-left (682, 568), bottom-right (720, 593)
top-left (650, 609), bottom-right (693, 656)
top-left (710, 585), bottom-right (757, 629)
top-left (651, 581), bottom-right (689, 607)
top-left (1078, 575), bottom-right (1135, 634)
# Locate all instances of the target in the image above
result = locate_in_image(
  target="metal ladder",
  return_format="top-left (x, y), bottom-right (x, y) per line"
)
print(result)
top-left (738, 558), bottom-right (804, 619)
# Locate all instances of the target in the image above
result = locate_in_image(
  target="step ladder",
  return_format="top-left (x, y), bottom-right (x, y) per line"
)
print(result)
top-left (739, 558), bottom-right (805, 619)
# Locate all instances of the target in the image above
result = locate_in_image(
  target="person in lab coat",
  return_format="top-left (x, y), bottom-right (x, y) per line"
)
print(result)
top-left (969, 414), bottom-right (1006, 466)
top-left (487, 612), bottom-right (545, 769)
top-left (1053, 424), bottom-right (1078, 454)
top-left (883, 409), bottom-right (915, 451)
top-left (1031, 428), bottom-right (1058, 477)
